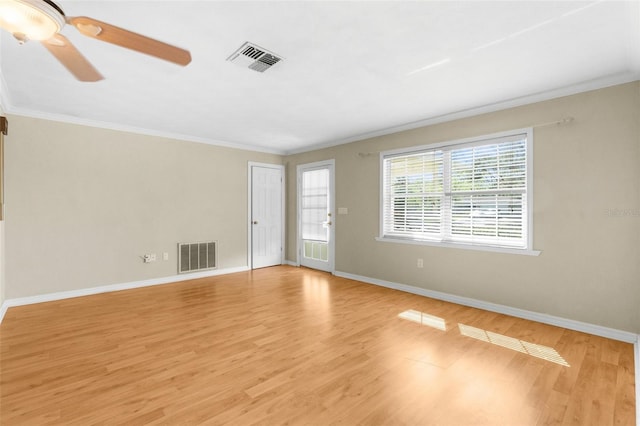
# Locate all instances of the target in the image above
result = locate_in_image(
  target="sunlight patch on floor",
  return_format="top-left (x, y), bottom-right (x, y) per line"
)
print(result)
top-left (397, 309), bottom-right (570, 367)
top-left (458, 323), bottom-right (570, 367)
top-left (398, 309), bottom-right (447, 331)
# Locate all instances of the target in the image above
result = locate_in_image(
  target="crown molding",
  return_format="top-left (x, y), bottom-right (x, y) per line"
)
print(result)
top-left (1, 68), bottom-right (638, 157)
top-left (285, 71), bottom-right (640, 155)
top-left (3, 104), bottom-right (286, 155)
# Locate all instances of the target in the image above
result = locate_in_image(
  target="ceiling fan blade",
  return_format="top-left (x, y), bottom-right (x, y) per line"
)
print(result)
top-left (42, 34), bottom-right (104, 82)
top-left (68, 16), bottom-right (192, 66)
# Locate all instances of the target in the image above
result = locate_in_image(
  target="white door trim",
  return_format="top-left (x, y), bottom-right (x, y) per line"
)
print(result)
top-left (296, 159), bottom-right (335, 272)
top-left (248, 162), bottom-right (285, 269)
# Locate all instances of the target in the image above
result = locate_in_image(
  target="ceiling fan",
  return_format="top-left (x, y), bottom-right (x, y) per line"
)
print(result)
top-left (0, 0), bottom-right (192, 81)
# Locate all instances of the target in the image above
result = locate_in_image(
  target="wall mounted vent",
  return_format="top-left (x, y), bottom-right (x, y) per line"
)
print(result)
top-left (178, 241), bottom-right (217, 274)
top-left (227, 42), bottom-right (283, 73)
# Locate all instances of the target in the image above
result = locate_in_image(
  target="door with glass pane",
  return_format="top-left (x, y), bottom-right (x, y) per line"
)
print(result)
top-left (297, 160), bottom-right (334, 272)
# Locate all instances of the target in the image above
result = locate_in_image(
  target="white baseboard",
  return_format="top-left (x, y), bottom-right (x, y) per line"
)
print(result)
top-left (0, 266), bottom-right (249, 324)
top-left (334, 270), bottom-right (639, 344)
top-left (284, 260), bottom-right (299, 267)
top-left (0, 302), bottom-right (8, 325)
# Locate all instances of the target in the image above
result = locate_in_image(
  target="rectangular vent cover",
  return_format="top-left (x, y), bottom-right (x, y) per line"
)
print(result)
top-left (178, 241), bottom-right (217, 274)
top-left (227, 42), bottom-right (283, 73)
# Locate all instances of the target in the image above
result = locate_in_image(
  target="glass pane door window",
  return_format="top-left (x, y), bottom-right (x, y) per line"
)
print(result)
top-left (301, 168), bottom-right (330, 263)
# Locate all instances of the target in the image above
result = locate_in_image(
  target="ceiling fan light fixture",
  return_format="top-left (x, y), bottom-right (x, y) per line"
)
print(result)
top-left (1, 0), bottom-right (191, 81)
top-left (0, 0), bottom-right (64, 41)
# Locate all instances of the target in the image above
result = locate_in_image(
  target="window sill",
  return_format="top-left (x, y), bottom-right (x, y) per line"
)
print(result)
top-left (375, 236), bottom-right (541, 256)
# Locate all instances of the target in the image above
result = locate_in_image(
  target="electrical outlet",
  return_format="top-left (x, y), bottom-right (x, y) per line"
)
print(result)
top-left (417, 258), bottom-right (424, 268)
top-left (163, 252), bottom-right (169, 261)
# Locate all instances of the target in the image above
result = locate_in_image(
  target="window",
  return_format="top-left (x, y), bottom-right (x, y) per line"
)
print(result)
top-left (380, 129), bottom-right (537, 254)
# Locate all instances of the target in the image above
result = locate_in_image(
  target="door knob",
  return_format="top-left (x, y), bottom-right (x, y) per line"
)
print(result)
top-left (253, 221), bottom-right (258, 225)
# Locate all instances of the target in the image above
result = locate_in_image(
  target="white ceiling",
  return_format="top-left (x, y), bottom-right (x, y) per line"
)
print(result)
top-left (1, 1), bottom-right (639, 154)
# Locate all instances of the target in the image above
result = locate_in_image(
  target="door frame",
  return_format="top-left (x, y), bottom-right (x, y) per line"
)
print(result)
top-left (247, 162), bottom-right (285, 269)
top-left (296, 159), bottom-right (335, 273)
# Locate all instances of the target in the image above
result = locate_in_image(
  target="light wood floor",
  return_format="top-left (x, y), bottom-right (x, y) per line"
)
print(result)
top-left (0, 266), bottom-right (635, 425)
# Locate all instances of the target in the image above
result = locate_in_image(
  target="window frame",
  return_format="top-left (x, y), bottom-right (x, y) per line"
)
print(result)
top-left (377, 128), bottom-right (540, 256)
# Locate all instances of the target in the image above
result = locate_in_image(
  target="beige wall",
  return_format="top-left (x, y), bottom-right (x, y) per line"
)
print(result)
top-left (286, 82), bottom-right (640, 333)
top-left (4, 116), bottom-right (281, 299)
top-left (3, 82), bottom-right (639, 334)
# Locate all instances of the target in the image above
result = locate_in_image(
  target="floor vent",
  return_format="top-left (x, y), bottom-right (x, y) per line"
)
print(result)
top-left (227, 42), bottom-right (283, 73)
top-left (178, 241), bottom-right (217, 274)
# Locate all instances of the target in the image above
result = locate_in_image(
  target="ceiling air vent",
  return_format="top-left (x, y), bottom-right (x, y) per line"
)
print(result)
top-left (227, 42), bottom-right (283, 73)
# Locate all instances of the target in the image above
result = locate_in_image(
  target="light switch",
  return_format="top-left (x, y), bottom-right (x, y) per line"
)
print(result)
top-left (338, 207), bottom-right (348, 215)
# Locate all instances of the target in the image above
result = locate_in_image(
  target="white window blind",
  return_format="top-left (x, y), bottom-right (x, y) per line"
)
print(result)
top-left (382, 131), bottom-right (531, 250)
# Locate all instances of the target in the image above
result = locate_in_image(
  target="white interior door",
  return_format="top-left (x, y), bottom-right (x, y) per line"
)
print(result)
top-left (297, 160), bottom-right (335, 272)
top-left (250, 163), bottom-right (284, 269)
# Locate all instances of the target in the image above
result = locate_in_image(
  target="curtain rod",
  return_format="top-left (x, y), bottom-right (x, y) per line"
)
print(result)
top-left (357, 116), bottom-right (575, 158)
top-left (532, 116), bottom-right (574, 128)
